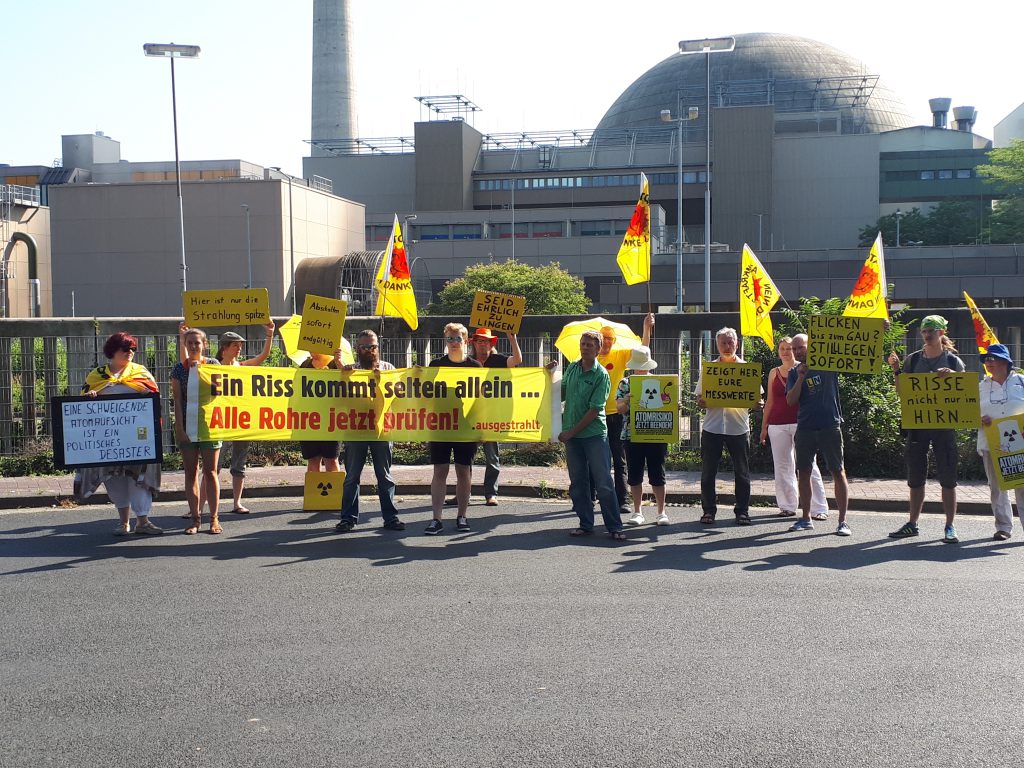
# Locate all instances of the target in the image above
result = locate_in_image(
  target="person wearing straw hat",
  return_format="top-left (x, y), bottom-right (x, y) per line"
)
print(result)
top-left (976, 344), bottom-right (1024, 540)
top-left (614, 345), bottom-right (669, 526)
top-left (887, 315), bottom-right (965, 543)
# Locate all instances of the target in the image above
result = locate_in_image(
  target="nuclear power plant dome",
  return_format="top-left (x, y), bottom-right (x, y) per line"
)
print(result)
top-left (597, 32), bottom-right (913, 135)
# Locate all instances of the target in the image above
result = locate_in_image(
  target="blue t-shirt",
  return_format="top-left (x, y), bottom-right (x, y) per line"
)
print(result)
top-left (787, 367), bottom-right (842, 430)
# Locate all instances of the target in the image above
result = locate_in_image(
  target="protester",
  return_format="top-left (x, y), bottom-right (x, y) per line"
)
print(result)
top-left (785, 333), bottom-right (851, 535)
top-left (299, 350), bottom-right (344, 477)
top-left (759, 336), bottom-right (830, 520)
top-left (336, 330), bottom-right (404, 532)
top-left (695, 327), bottom-right (762, 525)
top-left (216, 323), bottom-right (275, 514)
top-left (560, 329), bottom-right (625, 541)
top-left (425, 323), bottom-right (483, 535)
top-left (599, 313), bottom-right (654, 511)
top-left (171, 327), bottom-right (223, 534)
top-left (615, 346), bottom-right (668, 526)
top-left (886, 315), bottom-right (965, 543)
top-left (976, 344), bottom-right (1024, 540)
top-left (76, 332), bottom-right (163, 536)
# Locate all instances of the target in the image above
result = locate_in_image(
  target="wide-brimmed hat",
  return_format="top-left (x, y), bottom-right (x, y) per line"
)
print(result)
top-left (471, 328), bottom-right (498, 343)
top-left (219, 331), bottom-right (245, 344)
top-left (920, 315), bottom-right (948, 331)
top-left (626, 345), bottom-right (658, 371)
top-left (982, 343), bottom-right (1014, 367)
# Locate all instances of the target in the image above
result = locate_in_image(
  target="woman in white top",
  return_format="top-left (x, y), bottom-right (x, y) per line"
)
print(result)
top-left (977, 344), bottom-right (1024, 540)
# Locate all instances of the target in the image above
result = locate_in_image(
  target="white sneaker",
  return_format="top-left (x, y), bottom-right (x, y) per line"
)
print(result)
top-left (627, 512), bottom-right (646, 526)
top-left (655, 513), bottom-right (670, 526)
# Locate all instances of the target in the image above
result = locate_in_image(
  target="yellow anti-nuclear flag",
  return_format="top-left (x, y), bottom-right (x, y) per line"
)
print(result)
top-left (964, 291), bottom-right (999, 353)
top-left (375, 214), bottom-right (419, 331)
top-left (739, 244), bottom-right (780, 348)
top-left (843, 232), bottom-right (889, 320)
top-left (615, 173), bottom-right (650, 285)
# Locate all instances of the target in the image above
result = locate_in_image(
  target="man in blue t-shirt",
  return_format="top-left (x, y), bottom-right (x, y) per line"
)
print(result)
top-left (785, 333), bottom-right (851, 536)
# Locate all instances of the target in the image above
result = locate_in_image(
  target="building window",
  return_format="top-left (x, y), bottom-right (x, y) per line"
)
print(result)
top-left (452, 224), bottom-right (481, 240)
top-left (419, 225), bottom-right (450, 241)
top-left (938, 169), bottom-right (953, 179)
top-left (956, 169), bottom-right (972, 179)
top-left (579, 220), bottom-right (612, 236)
top-left (532, 222), bottom-right (564, 238)
top-left (920, 170), bottom-right (935, 180)
top-left (495, 223), bottom-right (528, 239)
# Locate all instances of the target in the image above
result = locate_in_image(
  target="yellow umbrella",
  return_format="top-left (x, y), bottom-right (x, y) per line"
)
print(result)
top-left (278, 314), bottom-right (354, 366)
top-left (555, 317), bottom-right (642, 361)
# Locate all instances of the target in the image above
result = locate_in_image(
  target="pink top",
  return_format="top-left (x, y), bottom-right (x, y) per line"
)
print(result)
top-left (765, 367), bottom-right (800, 425)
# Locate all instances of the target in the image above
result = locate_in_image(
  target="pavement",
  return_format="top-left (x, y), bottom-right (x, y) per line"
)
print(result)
top-left (0, 462), bottom-right (999, 516)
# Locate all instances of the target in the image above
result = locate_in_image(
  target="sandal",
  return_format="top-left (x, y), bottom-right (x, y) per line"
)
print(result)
top-left (776, 510), bottom-right (796, 518)
top-left (736, 513), bottom-right (752, 526)
top-left (184, 514), bottom-right (201, 535)
top-left (231, 506), bottom-right (250, 515)
top-left (610, 531), bottom-right (627, 541)
top-left (209, 516), bottom-right (223, 535)
top-left (569, 528), bottom-right (593, 537)
top-left (700, 513), bottom-right (716, 525)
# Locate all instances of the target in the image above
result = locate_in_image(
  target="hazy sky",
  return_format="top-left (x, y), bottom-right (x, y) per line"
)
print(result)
top-left (3, 0), bottom-right (1018, 174)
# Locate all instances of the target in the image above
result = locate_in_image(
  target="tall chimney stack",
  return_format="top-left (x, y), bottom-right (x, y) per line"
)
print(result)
top-left (928, 97), bottom-right (951, 129)
top-left (311, 0), bottom-right (356, 156)
top-left (952, 106), bottom-right (977, 133)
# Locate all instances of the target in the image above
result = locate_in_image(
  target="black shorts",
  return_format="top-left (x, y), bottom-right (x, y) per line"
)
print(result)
top-left (794, 427), bottom-right (844, 472)
top-left (429, 441), bottom-right (477, 467)
top-left (300, 440), bottom-right (341, 461)
top-left (625, 441), bottom-right (668, 487)
top-left (905, 430), bottom-right (958, 488)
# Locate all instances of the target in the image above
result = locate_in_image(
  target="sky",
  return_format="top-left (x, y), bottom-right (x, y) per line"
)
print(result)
top-left (3, 1), bottom-right (1019, 175)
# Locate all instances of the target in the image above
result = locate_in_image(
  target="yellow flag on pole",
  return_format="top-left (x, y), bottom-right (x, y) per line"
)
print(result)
top-left (739, 244), bottom-right (780, 348)
top-left (374, 214), bottom-right (419, 331)
top-left (615, 173), bottom-right (650, 285)
top-left (963, 291), bottom-right (999, 353)
top-left (843, 232), bottom-right (889, 319)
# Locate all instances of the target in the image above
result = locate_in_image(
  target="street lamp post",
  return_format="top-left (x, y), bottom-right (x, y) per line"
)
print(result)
top-left (143, 43), bottom-right (200, 296)
top-left (678, 36), bottom-right (735, 312)
top-left (660, 106), bottom-right (699, 312)
top-left (241, 204), bottom-right (252, 289)
top-left (894, 208), bottom-right (903, 247)
top-left (269, 167), bottom-right (297, 313)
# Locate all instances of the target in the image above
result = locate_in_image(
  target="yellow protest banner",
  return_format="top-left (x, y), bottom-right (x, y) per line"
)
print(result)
top-left (629, 374), bottom-right (679, 443)
top-left (187, 366), bottom-right (552, 443)
top-left (897, 373), bottom-right (980, 429)
top-left (183, 288), bottom-right (270, 327)
top-left (807, 315), bottom-right (885, 374)
top-left (299, 294), bottom-right (348, 355)
top-left (303, 470), bottom-right (345, 511)
top-left (986, 415), bottom-right (1024, 491)
top-left (700, 361), bottom-right (762, 408)
top-left (469, 290), bottom-right (527, 334)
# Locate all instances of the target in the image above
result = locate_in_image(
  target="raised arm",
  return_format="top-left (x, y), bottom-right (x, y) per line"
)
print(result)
top-left (506, 332), bottom-right (523, 368)
top-left (241, 320), bottom-right (276, 366)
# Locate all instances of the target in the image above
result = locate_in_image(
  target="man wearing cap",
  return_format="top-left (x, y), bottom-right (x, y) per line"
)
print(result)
top-left (335, 329), bottom-right (404, 532)
top-left (887, 315), bottom-right (966, 543)
top-left (599, 313), bottom-right (655, 510)
top-left (977, 344), bottom-right (1024, 540)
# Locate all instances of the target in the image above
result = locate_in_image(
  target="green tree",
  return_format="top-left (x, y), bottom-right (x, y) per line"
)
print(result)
top-left (427, 261), bottom-right (591, 315)
top-left (920, 200), bottom-right (984, 245)
top-left (990, 197), bottom-right (1024, 243)
top-left (978, 139), bottom-right (1024, 243)
top-left (858, 208), bottom-right (927, 247)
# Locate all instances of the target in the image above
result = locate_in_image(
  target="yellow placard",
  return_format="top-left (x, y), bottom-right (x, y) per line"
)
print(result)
top-left (189, 366), bottom-right (551, 443)
top-left (299, 294), bottom-right (348, 355)
top-left (986, 415), bottom-right (1024, 491)
top-left (701, 361), bottom-right (762, 408)
top-left (807, 315), bottom-right (885, 374)
top-left (469, 290), bottom-right (527, 334)
top-left (302, 470), bottom-right (345, 511)
top-left (629, 374), bottom-right (679, 443)
top-left (897, 374), bottom-right (980, 429)
top-left (183, 288), bottom-right (270, 327)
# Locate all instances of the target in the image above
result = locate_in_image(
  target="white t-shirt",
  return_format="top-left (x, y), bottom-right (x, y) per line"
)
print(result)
top-left (978, 372), bottom-right (1024, 452)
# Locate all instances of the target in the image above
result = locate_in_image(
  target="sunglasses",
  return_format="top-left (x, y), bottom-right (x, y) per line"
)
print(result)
top-left (445, 336), bottom-right (464, 343)
top-left (358, 344), bottom-right (378, 351)
top-left (119, 346), bottom-right (137, 353)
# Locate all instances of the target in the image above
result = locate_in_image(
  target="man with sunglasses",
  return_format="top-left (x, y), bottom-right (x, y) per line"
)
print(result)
top-left (336, 329), bottom-right (404, 532)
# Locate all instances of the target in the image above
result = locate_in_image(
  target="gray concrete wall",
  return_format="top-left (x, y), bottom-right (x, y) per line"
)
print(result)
top-left (414, 121), bottom-right (482, 211)
top-left (3, 204), bottom-right (52, 317)
top-left (712, 105), bottom-right (774, 252)
top-left (61, 133), bottom-right (121, 169)
top-left (304, 153), bottom-right (415, 215)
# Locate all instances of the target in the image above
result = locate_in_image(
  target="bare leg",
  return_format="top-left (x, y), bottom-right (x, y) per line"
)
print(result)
top-left (797, 467), bottom-right (812, 521)
top-left (324, 457), bottom-right (340, 473)
top-left (201, 447), bottom-right (221, 532)
top-left (630, 485), bottom-right (644, 516)
top-left (652, 485), bottom-right (666, 515)
top-left (232, 474), bottom-right (245, 510)
top-left (430, 464), bottom-right (449, 520)
top-left (833, 470), bottom-right (849, 525)
top-left (942, 487), bottom-right (957, 526)
top-left (455, 464), bottom-right (472, 516)
top-left (908, 486), bottom-right (925, 525)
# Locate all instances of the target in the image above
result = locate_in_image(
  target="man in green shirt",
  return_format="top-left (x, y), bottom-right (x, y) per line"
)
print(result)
top-left (559, 330), bottom-right (625, 540)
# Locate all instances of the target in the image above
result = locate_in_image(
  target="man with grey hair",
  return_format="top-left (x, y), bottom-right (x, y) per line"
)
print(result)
top-left (336, 329), bottom-right (404, 532)
top-left (694, 327), bottom-right (761, 525)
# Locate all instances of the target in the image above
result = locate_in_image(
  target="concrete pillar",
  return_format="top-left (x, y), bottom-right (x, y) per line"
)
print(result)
top-left (311, 0), bottom-right (356, 156)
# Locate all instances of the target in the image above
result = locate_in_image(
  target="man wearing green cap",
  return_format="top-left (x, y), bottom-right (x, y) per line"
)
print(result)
top-left (887, 315), bottom-right (965, 543)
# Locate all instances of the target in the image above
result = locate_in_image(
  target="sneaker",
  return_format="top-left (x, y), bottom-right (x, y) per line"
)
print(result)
top-left (382, 518), bottom-right (406, 531)
top-left (443, 497), bottom-right (458, 507)
top-left (889, 522), bottom-right (919, 539)
top-left (335, 519), bottom-right (356, 533)
top-left (836, 522), bottom-right (852, 537)
top-left (943, 525), bottom-right (959, 544)
top-left (134, 520), bottom-right (163, 536)
top-left (627, 512), bottom-right (646, 526)
top-left (424, 519), bottom-right (444, 536)
top-left (789, 519), bottom-right (814, 532)
top-left (655, 513), bottom-right (670, 526)
top-left (113, 523), bottom-right (132, 536)
top-left (456, 516), bottom-right (471, 532)
top-left (994, 530), bottom-right (1012, 541)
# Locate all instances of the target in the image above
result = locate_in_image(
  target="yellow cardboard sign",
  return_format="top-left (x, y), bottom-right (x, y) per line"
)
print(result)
top-left (986, 415), bottom-right (1024, 491)
top-left (299, 294), bottom-right (348, 355)
top-left (897, 374), bottom-right (980, 429)
top-left (628, 374), bottom-right (679, 443)
top-left (701, 361), bottom-right (762, 408)
top-left (302, 470), bottom-right (345, 511)
top-left (807, 315), bottom-right (885, 374)
top-left (469, 290), bottom-right (527, 334)
top-left (183, 288), bottom-right (270, 327)
top-left (189, 365), bottom-right (551, 443)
